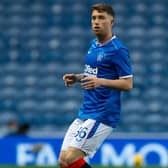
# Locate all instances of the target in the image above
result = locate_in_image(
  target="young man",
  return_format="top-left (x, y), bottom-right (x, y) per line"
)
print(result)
top-left (59, 3), bottom-right (133, 168)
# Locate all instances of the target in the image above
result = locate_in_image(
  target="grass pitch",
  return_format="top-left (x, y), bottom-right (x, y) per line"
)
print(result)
top-left (0, 166), bottom-right (162, 168)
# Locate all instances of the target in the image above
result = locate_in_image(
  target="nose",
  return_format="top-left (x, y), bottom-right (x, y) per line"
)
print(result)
top-left (95, 21), bottom-right (99, 25)
top-left (93, 18), bottom-right (99, 25)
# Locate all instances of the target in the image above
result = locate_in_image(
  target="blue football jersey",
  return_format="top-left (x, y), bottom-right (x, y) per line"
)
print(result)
top-left (78, 36), bottom-right (133, 128)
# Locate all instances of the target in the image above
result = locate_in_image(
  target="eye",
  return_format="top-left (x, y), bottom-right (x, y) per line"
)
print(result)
top-left (92, 16), bottom-right (96, 20)
top-left (99, 15), bottom-right (105, 19)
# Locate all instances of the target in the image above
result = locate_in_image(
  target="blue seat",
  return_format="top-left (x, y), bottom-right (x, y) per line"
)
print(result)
top-left (0, 0), bottom-right (167, 133)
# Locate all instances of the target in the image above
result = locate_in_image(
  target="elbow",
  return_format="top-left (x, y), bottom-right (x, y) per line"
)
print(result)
top-left (124, 82), bottom-right (133, 91)
top-left (124, 78), bottom-right (133, 91)
top-left (127, 84), bottom-right (133, 91)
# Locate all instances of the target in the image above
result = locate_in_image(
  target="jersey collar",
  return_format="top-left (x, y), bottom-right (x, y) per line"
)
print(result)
top-left (96, 35), bottom-right (116, 47)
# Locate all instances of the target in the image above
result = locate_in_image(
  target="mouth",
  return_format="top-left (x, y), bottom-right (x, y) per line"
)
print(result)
top-left (94, 26), bottom-right (100, 30)
top-left (93, 26), bottom-right (101, 32)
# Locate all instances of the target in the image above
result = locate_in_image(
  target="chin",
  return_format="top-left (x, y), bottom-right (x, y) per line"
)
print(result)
top-left (94, 31), bottom-right (102, 36)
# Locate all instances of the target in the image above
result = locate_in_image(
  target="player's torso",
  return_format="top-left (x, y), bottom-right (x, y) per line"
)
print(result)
top-left (84, 43), bottom-right (118, 79)
top-left (79, 37), bottom-right (130, 127)
top-left (82, 39), bottom-right (121, 110)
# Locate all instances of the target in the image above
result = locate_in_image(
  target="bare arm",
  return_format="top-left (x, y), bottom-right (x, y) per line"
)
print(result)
top-left (99, 77), bottom-right (133, 91)
top-left (81, 76), bottom-right (133, 91)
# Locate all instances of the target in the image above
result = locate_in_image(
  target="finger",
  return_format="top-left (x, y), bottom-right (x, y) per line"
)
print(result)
top-left (65, 82), bottom-right (72, 87)
top-left (81, 82), bottom-right (94, 89)
top-left (81, 77), bottom-right (92, 82)
top-left (67, 84), bottom-right (72, 87)
top-left (81, 78), bottom-right (93, 86)
top-left (66, 79), bottom-right (74, 82)
top-left (81, 81), bottom-right (91, 87)
top-left (63, 75), bottom-right (66, 80)
top-left (65, 80), bottom-right (73, 85)
top-left (63, 75), bottom-right (70, 80)
top-left (82, 85), bottom-right (93, 89)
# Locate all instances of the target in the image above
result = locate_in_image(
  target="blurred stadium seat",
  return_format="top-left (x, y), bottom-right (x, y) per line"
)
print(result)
top-left (0, 0), bottom-right (167, 135)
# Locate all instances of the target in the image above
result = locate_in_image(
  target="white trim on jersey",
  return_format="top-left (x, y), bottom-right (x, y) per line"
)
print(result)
top-left (119, 75), bottom-right (133, 79)
top-left (97, 35), bottom-right (116, 47)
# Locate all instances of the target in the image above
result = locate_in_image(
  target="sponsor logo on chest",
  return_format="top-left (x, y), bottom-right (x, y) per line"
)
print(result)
top-left (84, 64), bottom-right (98, 76)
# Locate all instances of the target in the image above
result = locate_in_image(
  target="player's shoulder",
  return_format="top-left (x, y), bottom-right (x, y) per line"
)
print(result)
top-left (90, 38), bottom-right (97, 48)
top-left (108, 36), bottom-right (130, 59)
top-left (110, 36), bottom-right (128, 51)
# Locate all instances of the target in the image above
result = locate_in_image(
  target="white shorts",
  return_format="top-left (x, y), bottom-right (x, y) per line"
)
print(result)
top-left (61, 118), bottom-right (113, 158)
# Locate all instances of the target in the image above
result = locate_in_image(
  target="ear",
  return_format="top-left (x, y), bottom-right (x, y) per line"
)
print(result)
top-left (111, 19), bottom-right (114, 26)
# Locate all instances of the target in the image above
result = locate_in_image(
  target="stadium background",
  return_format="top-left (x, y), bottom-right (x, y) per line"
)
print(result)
top-left (0, 0), bottom-right (167, 167)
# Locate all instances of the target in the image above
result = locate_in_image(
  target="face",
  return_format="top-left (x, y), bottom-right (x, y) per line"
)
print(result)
top-left (91, 10), bottom-right (114, 37)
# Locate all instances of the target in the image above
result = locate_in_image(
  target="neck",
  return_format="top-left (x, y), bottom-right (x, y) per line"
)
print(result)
top-left (97, 33), bottom-right (113, 45)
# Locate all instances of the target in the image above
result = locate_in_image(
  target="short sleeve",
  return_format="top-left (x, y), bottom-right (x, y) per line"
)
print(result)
top-left (112, 48), bottom-right (133, 78)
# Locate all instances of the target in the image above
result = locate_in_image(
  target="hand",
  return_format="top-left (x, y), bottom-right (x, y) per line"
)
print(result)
top-left (81, 76), bottom-right (102, 90)
top-left (63, 74), bottom-right (77, 87)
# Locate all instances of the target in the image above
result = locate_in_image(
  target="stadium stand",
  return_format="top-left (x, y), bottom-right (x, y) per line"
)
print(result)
top-left (0, 0), bottom-right (167, 136)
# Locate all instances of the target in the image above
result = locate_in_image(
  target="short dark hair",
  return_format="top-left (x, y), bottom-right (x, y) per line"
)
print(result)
top-left (91, 3), bottom-right (115, 18)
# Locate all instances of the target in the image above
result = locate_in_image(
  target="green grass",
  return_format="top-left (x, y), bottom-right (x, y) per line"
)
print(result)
top-left (0, 166), bottom-right (163, 168)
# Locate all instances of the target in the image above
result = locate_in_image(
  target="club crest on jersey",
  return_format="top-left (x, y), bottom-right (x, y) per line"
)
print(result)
top-left (97, 52), bottom-right (104, 62)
